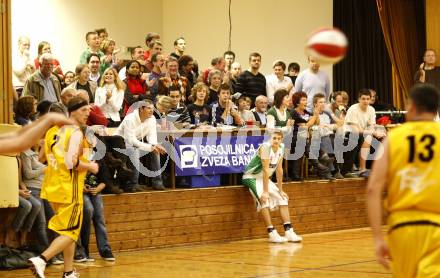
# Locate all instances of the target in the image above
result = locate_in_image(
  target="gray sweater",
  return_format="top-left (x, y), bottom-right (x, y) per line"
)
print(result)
top-left (20, 149), bottom-right (46, 189)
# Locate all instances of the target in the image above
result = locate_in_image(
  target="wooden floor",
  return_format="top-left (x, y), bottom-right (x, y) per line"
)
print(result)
top-left (5, 228), bottom-right (391, 277)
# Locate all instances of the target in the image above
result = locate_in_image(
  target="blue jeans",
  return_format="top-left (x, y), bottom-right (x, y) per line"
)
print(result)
top-left (11, 195), bottom-right (41, 233)
top-left (29, 188), bottom-right (50, 251)
top-left (77, 193), bottom-right (112, 257)
top-left (126, 147), bottom-right (163, 187)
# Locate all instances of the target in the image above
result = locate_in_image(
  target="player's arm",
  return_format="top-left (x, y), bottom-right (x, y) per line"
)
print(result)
top-left (66, 129), bottom-right (99, 174)
top-left (260, 144), bottom-right (271, 202)
top-left (0, 113), bottom-right (74, 155)
top-left (366, 138), bottom-right (390, 269)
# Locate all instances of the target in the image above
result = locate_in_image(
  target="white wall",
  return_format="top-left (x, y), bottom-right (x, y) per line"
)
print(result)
top-left (163, 0), bottom-right (333, 76)
top-left (11, 0), bottom-right (162, 72)
top-left (12, 0), bottom-right (332, 80)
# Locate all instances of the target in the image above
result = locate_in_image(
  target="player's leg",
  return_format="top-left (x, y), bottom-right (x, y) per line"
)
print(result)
top-left (267, 180), bottom-right (303, 243)
top-left (260, 179), bottom-right (290, 243)
top-left (42, 235), bottom-right (75, 259)
top-left (388, 226), bottom-right (423, 277)
top-left (416, 226), bottom-right (440, 277)
top-left (62, 240), bottom-right (77, 277)
top-left (29, 201), bottom-right (82, 277)
top-left (260, 207), bottom-right (286, 243)
top-left (243, 177), bottom-right (286, 243)
top-left (279, 205), bottom-right (302, 242)
top-left (28, 235), bottom-right (74, 278)
top-left (260, 207), bottom-right (273, 228)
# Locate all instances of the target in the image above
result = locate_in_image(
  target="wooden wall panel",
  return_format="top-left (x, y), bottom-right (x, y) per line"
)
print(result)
top-left (87, 179), bottom-right (369, 253)
top-left (0, 0), bottom-right (13, 123)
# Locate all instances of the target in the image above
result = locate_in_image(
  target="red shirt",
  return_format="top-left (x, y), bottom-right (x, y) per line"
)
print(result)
top-left (203, 69), bottom-right (211, 84)
top-left (143, 49), bottom-right (151, 61)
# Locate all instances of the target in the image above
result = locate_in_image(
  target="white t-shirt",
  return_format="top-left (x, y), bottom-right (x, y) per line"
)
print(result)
top-left (344, 103), bottom-right (376, 133)
top-left (265, 74), bottom-right (294, 104)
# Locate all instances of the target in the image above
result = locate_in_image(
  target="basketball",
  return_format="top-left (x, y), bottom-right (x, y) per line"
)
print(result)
top-left (305, 28), bottom-right (348, 65)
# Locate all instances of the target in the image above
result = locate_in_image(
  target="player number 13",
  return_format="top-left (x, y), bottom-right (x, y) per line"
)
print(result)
top-left (407, 135), bottom-right (436, 163)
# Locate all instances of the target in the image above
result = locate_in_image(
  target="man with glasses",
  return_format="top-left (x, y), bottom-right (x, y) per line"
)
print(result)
top-left (87, 54), bottom-right (101, 84)
top-left (23, 53), bottom-right (61, 103)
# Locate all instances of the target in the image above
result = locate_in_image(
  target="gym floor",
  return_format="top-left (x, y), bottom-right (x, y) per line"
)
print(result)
top-left (4, 228), bottom-right (391, 277)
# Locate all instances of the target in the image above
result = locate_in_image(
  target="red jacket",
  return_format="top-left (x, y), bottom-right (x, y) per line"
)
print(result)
top-left (124, 76), bottom-right (149, 115)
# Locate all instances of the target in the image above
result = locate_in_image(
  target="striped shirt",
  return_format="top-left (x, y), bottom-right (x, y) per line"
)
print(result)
top-left (236, 70), bottom-right (266, 104)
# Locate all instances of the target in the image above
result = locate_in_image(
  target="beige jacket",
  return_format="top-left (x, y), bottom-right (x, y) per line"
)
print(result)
top-left (23, 71), bottom-right (61, 102)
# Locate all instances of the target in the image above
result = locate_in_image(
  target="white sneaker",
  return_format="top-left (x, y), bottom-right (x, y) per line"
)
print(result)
top-left (284, 228), bottom-right (303, 242)
top-left (268, 230), bottom-right (288, 243)
top-left (28, 257), bottom-right (46, 278)
top-left (63, 269), bottom-right (80, 278)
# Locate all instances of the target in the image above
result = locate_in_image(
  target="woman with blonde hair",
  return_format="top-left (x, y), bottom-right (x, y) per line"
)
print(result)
top-left (187, 82), bottom-right (212, 125)
top-left (95, 67), bottom-right (126, 127)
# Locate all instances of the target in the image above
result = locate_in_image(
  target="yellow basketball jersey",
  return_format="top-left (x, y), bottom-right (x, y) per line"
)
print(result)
top-left (41, 125), bottom-right (88, 204)
top-left (387, 121), bottom-right (440, 227)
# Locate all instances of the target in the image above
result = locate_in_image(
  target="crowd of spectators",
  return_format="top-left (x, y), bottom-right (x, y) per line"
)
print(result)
top-left (8, 27), bottom-right (426, 263)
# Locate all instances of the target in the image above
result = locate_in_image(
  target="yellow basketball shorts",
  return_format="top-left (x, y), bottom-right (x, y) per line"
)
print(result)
top-left (48, 202), bottom-right (83, 242)
top-left (388, 224), bottom-right (440, 277)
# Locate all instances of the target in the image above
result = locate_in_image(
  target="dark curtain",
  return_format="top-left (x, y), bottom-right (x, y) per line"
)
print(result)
top-left (376, 0), bottom-right (426, 109)
top-left (333, 0), bottom-right (392, 106)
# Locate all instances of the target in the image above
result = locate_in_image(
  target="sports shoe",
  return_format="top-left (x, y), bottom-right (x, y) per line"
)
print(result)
top-left (101, 250), bottom-right (116, 261)
top-left (333, 171), bottom-right (344, 179)
top-left (268, 230), bottom-right (288, 243)
top-left (85, 256), bottom-right (95, 262)
top-left (73, 254), bottom-right (87, 263)
top-left (358, 169), bottom-right (370, 178)
top-left (343, 172), bottom-right (359, 178)
top-left (152, 184), bottom-right (166, 191)
top-left (320, 172), bottom-right (335, 181)
top-left (63, 269), bottom-right (80, 278)
top-left (284, 228), bottom-right (303, 243)
top-left (50, 255), bottom-right (64, 265)
top-left (28, 256), bottom-right (46, 278)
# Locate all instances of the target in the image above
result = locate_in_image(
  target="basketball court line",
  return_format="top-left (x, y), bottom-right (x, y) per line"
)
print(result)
top-left (250, 259), bottom-right (383, 278)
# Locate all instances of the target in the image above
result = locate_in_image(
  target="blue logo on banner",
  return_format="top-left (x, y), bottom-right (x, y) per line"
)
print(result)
top-left (174, 135), bottom-right (265, 176)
